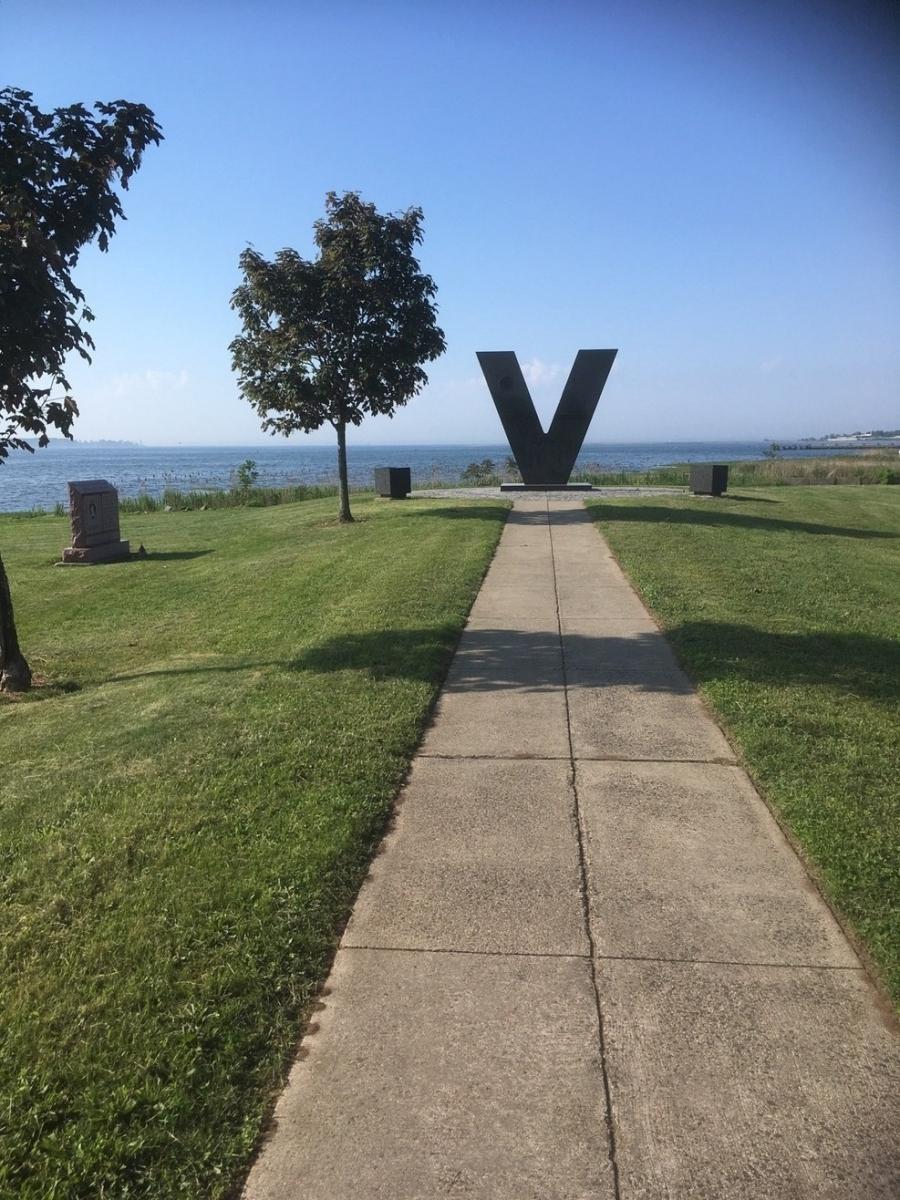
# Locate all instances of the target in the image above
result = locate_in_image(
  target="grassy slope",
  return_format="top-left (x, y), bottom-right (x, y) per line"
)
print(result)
top-left (0, 497), bottom-right (506, 1198)
top-left (587, 487), bottom-right (900, 1003)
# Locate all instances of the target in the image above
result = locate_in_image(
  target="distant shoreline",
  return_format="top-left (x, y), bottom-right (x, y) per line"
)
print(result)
top-left (27, 437), bottom-right (900, 452)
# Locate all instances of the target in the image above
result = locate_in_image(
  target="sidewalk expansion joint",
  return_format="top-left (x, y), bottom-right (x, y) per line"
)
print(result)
top-left (341, 944), bottom-right (590, 961)
top-left (548, 498), bottom-right (622, 1200)
top-left (572, 754), bottom-right (739, 766)
top-left (418, 752), bottom-right (739, 765)
top-left (595, 953), bottom-right (866, 972)
top-left (417, 752), bottom-right (571, 762)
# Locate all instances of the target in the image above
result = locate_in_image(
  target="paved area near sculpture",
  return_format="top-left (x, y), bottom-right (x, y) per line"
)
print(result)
top-left (244, 499), bottom-right (899, 1200)
top-left (412, 485), bottom-right (687, 499)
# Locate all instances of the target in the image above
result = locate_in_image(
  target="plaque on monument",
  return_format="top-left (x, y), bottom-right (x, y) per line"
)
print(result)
top-left (477, 349), bottom-right (617, 488)
top-left (62, 480), bottom-right (130, 563)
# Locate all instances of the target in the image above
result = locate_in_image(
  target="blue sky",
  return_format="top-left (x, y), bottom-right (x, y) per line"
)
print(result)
top-left (4, 0), bottom-right (898, 446)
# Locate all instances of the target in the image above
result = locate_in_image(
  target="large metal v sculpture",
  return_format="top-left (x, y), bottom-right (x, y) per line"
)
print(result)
top-left (477, 349), bottom-right (617, 485)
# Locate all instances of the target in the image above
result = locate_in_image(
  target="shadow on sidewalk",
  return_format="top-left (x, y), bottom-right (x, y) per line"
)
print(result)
top-left (292, 627), bottom-right (691, 694)
top-left (290, 623), bottom-right (900, 703)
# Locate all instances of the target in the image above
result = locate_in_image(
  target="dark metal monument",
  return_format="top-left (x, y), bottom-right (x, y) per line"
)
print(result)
top-left (62, 480), bottom-right (130, 563)
top-left (477, 349), bottom-right (617, 489)
top-left (690, 464), bottom-right (729, 496)
top-left (374, 466), bottom-right (411, 499)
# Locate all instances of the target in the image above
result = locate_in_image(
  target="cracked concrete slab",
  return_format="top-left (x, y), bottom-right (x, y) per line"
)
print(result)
top-left (578, 760), bottom-right (859, 966)
top-left (557, 581), bottom-right (653, 620)
top-left (343, 757), bottom-right (587, 955)
top-left (466, 613), bottom-right (561, 633)
top-left (419, 680), bottom-right (570, 758)
top-left (245, 949), bottom-right (614, 1200)
top-left (562, 619), bottom-right (681, 677)
top-left (597, 959), bottom-right (900, 1199)
top-left (552, 556), bottom-right (627, 586)
top-left (469, 592), bottom-right (559, 621)
top-left (446, 624), bottom-right (563, 685)
top-left (567, 676), bottom-right (737, 761)
top-left (472, 585), bottom-right (559, 614)
top-left (488, 545), bottom-right (555, 567)
top-left (559, 615), bottom-right (660, 634)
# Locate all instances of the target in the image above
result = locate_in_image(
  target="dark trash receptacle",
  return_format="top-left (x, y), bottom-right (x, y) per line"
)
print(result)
top-left (690, 464), bottom-right (729, 496)
top-left (374, 467), bottom-right (411, 499)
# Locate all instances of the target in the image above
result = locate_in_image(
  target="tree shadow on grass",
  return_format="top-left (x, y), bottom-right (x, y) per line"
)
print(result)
top-left (707, 492), bottom-right (780, 503)
top-left (588, 503), bottom-right (897, 540)
top-left (54, 549), bottom-right (216, 566)
top-left (668, 622), bottom-right (900, 704)
top-left (0, 677), bottom-right (82, 705)
top-left (132, 549), bottom-right (216, 562)
top-left (103, 660), bottom-right (275, 684)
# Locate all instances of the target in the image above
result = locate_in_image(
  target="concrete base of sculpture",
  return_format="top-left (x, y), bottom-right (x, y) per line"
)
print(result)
top-left (61, 540), bottom-right (130, 564)
top-left (500, 483), bottom-right (594, 492)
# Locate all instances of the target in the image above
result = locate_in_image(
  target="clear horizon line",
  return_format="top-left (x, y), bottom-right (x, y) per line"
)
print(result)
top-left (41, 436), bottom-right (825, 449)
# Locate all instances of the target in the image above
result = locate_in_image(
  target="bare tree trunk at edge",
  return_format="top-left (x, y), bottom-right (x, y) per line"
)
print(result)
top-left (336, 420), bottom-right (354, 523)
top-left (0, 551), bottom-right (32, 692)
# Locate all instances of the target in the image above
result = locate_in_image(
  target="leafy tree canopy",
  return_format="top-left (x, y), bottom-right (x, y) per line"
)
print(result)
top-left (230, 191), bottom-right (445, 521)
top-left (230, 191), bottom-right (445, 435)
top-left (0, 87), bottom-right (163, 460)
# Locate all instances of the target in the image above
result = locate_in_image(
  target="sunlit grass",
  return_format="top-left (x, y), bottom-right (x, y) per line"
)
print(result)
top-left (0, 496), bottom-right (506, 1198)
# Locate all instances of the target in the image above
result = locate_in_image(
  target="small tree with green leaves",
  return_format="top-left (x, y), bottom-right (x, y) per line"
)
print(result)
top-left (0, 87), bottom-right (162, 691)
top-left (461, 458), bottom-right (500, 484)
top-left (233, 458), bottom-right (259, 497)
top-left (229, 192), bottom-right (445, 523)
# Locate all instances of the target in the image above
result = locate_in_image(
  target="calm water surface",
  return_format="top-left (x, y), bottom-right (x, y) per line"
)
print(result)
top-left (0, 440), bottom-right (847, 513)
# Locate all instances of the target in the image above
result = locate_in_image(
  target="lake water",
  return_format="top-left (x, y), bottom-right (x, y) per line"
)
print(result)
top-left (0, 439), bottom-right (847, 513)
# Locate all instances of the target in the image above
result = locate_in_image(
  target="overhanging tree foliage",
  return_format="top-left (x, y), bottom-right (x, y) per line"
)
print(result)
top-left (0, 87), bottom-right (162, 692)
top-left (229, 191), bottom-right (445, 522)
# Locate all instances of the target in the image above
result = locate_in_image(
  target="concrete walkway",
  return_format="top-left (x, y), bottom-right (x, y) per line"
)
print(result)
top-left (244, 499), bottom-right (899, 1200)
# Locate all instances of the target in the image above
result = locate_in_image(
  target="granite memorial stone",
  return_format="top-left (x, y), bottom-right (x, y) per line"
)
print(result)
top-left (62, 480), bottom-right (130, 563)
top-left (477, 349), bottom-right (617, 488)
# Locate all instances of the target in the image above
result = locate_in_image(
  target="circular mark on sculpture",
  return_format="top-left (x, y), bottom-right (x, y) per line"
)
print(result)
top-left (499, 376), bottom-right (513, 389)
top-left (89, 502), bottom-right (97, 518)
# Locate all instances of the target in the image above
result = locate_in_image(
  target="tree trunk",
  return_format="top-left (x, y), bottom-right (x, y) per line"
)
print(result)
top-left (335, 420), bottom-right (354, 523)
top-left (0, 551), bottom-right (32, 693)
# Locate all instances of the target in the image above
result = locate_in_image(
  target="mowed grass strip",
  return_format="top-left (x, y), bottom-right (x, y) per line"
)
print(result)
top-left (0, 497), bottom-right (507, 1198)
top-left (586, 487), bottom-right (900, 1003)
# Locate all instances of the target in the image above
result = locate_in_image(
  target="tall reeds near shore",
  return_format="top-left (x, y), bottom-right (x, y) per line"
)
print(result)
top-left (573, 449), bottom-right (900, 489)
top-left (118, 483), bottom-right (339, 513)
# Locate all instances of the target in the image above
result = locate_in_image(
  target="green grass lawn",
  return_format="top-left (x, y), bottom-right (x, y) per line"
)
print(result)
top-left (586, 487), bottom-right (900, 1004)
top-left (0, 496), bottom-right (506, 1198)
